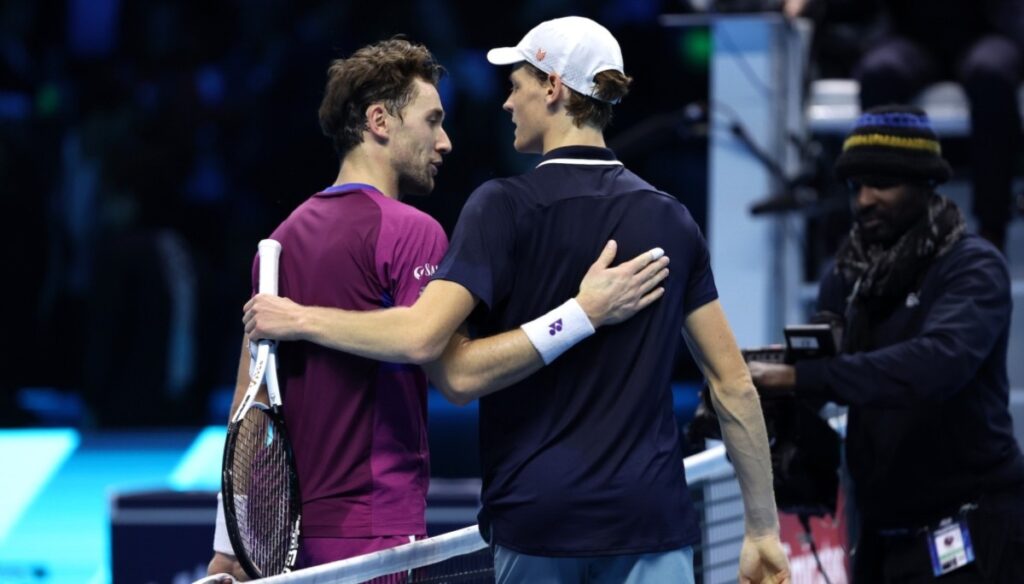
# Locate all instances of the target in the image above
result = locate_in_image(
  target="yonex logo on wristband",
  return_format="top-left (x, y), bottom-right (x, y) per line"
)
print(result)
top-left (548, 319), bottom-right (563, 335)
top-left (522, 299), bottom-right (596, 364)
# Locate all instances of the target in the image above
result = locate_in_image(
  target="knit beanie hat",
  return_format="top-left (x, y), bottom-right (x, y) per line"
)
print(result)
top-left (834, 105), bottom-right (952, 183)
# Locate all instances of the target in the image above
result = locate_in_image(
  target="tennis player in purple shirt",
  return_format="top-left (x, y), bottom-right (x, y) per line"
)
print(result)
top-left (208, 38), bottom-right (669, 578)
top-left (263, 182), bottom-right (448, 553)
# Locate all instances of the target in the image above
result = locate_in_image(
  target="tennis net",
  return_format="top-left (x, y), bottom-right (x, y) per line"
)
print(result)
top-left (194, 446), bottom-right (739, 584)
top-left (256, 525), bottom-right (490, 584)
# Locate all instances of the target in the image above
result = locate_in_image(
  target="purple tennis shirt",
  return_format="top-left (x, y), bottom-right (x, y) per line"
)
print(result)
top-left (253, 183), bottom-right (447, 538)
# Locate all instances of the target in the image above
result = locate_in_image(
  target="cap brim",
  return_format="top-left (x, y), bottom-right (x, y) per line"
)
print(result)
top-left (486, 47), bottom-right (526, 66)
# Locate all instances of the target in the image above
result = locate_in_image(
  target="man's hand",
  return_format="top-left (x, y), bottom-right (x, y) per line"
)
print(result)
top-left (207, 551), bottom-right (247, 582)
top-left (739, 533), bottom-right (791, 584)
top-left (243, 295), bottom-right (308, 341)
top-left (782, 0), bottom-right (810, 18)
top-left (747, 361), bottom-right (797, 396)
top-left (575, 240), bottom-right (670, 327)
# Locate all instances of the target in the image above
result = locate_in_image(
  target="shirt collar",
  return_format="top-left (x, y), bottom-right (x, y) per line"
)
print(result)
top-left (315, 182), bottom-right (382, 197)
top-left (539, 146), bottom-right (618, 164)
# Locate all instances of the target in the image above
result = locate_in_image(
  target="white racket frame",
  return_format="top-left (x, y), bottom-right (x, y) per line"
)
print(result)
top-left (232, 238), bottom-right (283, 423)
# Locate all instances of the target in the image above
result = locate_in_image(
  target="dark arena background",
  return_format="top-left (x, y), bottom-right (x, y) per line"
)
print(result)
top-left (2, 0), bottom-right (1022, 582)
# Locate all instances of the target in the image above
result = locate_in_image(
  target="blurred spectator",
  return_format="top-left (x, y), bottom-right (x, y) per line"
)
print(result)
top-left (787, 0), bottom-right (1024, 251)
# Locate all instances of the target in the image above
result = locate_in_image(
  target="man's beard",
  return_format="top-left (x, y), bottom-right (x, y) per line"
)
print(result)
top-left (856, 195), bottom-right (929, 246)
top-left (398, 172), bottom-right (432, 196)
top-left (395, 159), bottom-right (433, 197)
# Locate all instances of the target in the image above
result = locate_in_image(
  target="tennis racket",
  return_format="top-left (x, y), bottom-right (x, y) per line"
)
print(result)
top-left (222, 238), bottom-right (302, 578)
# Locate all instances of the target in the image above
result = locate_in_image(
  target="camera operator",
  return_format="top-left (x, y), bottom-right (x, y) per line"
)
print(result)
top-left (749, 105), bottom-right (1024, 583)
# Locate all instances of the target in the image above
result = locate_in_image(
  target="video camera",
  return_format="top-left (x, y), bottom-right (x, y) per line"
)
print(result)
top-left (686, 314), bottom-right (844, 517)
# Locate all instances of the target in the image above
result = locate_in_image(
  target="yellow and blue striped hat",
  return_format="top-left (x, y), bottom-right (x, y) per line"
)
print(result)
top-left (835, 105), bottom-right (952, 183)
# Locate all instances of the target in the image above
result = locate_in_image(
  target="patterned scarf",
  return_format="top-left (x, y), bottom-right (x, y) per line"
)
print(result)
top-left (835, 194), bottom-right (966, 352)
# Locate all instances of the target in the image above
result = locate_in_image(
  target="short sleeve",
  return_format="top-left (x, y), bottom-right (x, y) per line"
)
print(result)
top-left (432, 180), bottom-right (517, 309)
top-left (683, 225), bottom-right (718, 315)
top-left (377, 211), bottom-right (449, 308)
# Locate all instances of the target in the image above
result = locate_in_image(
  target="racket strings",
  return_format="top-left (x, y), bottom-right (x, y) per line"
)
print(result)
top-left (231, 408), bottom-right (296, 575)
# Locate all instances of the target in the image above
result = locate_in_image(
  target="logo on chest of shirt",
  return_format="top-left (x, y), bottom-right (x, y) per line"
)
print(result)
top-left (413, 263), bottom-right (438, 280)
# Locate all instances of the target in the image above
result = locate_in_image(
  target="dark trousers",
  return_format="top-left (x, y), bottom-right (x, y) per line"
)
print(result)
top-left (851, 485), bottom-right (1024, 583)
top-left (855, 34), bottom-right (1023, 246)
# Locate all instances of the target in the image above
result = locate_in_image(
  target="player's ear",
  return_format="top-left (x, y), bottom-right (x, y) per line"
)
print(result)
top-left (365, 103), bottom-right (391, 141)
top-left (545, 73), bottom-right (567, 106)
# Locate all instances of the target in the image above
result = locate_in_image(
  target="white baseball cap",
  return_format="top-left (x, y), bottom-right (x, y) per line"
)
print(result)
top-left (486, 16), bottom-right (625, 104)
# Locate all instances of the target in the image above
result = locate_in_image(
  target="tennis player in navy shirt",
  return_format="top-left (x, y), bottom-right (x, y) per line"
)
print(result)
top-left (245, 17), bottom-right (789, 584)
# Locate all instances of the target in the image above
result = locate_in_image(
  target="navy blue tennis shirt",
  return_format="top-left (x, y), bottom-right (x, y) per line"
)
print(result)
top-left (433, 146), bottom-right (718, 556)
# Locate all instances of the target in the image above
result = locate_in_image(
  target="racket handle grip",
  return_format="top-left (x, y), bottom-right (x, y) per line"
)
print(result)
top-left (258, 239), bottom-right (282, 296)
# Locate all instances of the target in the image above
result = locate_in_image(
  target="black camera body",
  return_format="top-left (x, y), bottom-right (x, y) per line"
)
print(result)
top-left (687, 318), bottom-right (843, 517)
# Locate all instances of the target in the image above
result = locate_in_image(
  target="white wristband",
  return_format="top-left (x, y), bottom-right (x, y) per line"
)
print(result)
top-left (520, 298), bottom-right (596, 365)
top-left (214, 492), bottom-right (235, 555)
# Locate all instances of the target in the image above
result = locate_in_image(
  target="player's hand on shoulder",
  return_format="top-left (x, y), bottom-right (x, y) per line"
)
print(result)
top-left (576, 240), bottom-right (670, 327)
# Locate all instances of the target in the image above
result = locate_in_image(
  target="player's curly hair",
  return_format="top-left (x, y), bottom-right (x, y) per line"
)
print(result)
top-left (319, 38), bottom-right (445, 158)
top-left (520, 63), bottom-right (632, 130)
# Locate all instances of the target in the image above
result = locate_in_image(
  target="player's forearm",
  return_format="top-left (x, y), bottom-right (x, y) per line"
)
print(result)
top-left (710, 378), bottom-right (780, 537)
top-left (302, 304), bottom-right (449, 364)
top-left (425, 330), bottom-right (543, 405)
